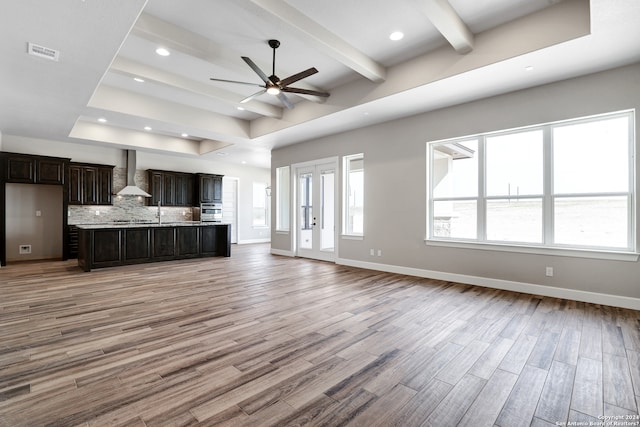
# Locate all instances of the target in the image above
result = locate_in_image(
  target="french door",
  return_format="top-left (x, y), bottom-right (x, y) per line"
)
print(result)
top-left (295, 160), bottom-right (337, 261)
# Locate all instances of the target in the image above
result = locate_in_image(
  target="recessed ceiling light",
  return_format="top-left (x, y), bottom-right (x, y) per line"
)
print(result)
top-left (241, 161), bottom-right (247, 164)
top-left (389, 31), bottom-right (404, 41)
top-left (237, 106), bottom-right (245, 111)
top-left (155, 47), bottom-right (170, 56)
top-left (97, 117), bottom-right (107, 123)
top-left (181, 133), bottom-right (188, 138)
top-left (216, 152), bottom-right (228, 156)
top-left (525, 65), bottom-right (534, 71)
top-left (133, 77), bottom-right (145, 83)
top-left (144, 126), bottom-right (152, 131)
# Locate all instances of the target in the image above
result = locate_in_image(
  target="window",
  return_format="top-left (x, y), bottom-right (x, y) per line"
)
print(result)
top-left (252, 182), bottom-right (268, 227)
top-left (427, 111), bottom-right (635, 253)
top-left (276, 166), bottom-right (290, 231)
top-left (343, 154), bottom-right (364, 236)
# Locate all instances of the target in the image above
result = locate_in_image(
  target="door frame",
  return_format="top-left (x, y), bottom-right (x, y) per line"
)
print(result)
top-left (292, 157), bottom-right (339, 262)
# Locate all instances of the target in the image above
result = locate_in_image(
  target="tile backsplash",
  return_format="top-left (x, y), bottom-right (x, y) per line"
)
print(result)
top-left (68, 168), bottom-right (194, 224)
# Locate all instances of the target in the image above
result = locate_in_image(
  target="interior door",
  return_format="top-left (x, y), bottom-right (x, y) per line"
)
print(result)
top-left (296, 161), bottom-right (336, 261)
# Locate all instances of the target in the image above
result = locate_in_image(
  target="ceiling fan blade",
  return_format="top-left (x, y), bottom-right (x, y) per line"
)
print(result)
top-left (209, 77), bottom-right (264, 88)
top-left (241, 56), bottom-right (271, 84)
top-left (277, 92), bottom-right (294, 109)
top-left (240, 89), bottom-right (267, 104)
top-left (278, 67), bottom-right (318, 87)
top-left (282, 87), bottom-right (330, 98)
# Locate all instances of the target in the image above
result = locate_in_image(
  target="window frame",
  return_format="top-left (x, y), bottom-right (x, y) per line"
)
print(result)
top-left (275, 166), bottom-right (290, 232)
top-left (426, 110), bottom-right (637, 260)
top-left (252, 181), bottom-right (269, 228)
top-left (342, 153), bottom-right (364, 238)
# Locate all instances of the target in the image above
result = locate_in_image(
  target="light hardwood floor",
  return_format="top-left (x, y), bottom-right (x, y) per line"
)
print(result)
top-left (1, 244), bottom-right (640, 426)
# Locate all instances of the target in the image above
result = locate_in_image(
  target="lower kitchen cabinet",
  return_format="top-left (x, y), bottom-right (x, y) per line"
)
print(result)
top-left (124, 228), bottom-right (151, 263)
top-left (77, 224), bottom-right (230, 271)
top-left (177, 226), bottom-right (199, 257)
top-left (201, 224), bottom-right (231, 256)
top-left (153, 227), bottom-right (176, 259)
top-left (91, 229), bottom-right (122, 268)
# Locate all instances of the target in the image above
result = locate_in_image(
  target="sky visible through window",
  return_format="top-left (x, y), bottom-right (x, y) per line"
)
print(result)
top-left (430, 113), bottom-right (633, 250)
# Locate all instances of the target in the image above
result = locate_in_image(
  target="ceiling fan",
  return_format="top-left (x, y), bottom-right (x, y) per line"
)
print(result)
top-left (209, 39), bottom-right (330, 109)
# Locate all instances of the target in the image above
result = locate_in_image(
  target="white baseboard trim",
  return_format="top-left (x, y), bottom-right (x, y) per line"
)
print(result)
top-left (271, 248), bottom-right (294, 257)
top-left (336, 258), bottom-right (640, 311)
top-left (238, 238), bottom-right (271, 245)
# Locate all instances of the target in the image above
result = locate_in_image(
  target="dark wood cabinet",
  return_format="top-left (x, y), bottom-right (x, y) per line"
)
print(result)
top-left (5, 156), bottom-right (34, 183)
top-left (92, 229), bottom-right (122, 268)
top-left (124, 228), bottom-right (151, 263)
top-left (83, 167), bottom-right (99, 205)
top-left (163, 173), bottom-right (176, 206)
top-left (201, 224), bottom-right (231, 256)
top-left (152, 227), bottom-right (176, 259)
top-left (196, 173), bottom-right (223, 204)
top-left (68, 165), bottom-right (83, 204)
top-left (175, 173), bottom-right (193, 207)
top-left (36, 158), bottom-right (65, 185)
top-left (148, 169), bottom-right (194, 207)
top-left (77, 224), bottom-right (230, 272)
top-left (68, 162), bottom-right (114, 205)
top-left (3, 153), bottom-right (67, 185)
top-left (97, 167), bottom-right (113, 205)
top-left (177, 226), bottom-right (199, 257)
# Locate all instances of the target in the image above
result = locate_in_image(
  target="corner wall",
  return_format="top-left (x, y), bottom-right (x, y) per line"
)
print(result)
top-left (271, 62), bottom-right (640, 308)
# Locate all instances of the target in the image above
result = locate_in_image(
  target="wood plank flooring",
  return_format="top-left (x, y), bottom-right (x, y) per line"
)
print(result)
top-left (1, 243), bottom-right (640, 426)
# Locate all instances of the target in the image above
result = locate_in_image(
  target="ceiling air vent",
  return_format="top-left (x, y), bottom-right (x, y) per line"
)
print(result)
top-left (27, 42), bottom-right (59, 61)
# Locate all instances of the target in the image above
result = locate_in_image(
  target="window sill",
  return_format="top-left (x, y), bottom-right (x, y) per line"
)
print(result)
top-left (342, 234), bottom-right (364, 241)
top-left (424, 239), bottom-right (639, 262)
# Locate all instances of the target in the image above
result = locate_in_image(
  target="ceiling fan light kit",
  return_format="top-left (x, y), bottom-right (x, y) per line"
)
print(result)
top-left (209, 39), bottom-right (329, 109)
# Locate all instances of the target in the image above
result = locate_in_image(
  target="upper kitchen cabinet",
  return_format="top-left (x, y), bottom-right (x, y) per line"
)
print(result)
top-left (68, 162), bottom-right (114, 205)
top-left (1, 152), bottom-right (68, 185)
top-left (196, 173), bottom-right (223, 204)
top-left (147, 170), bottom-right (194, 207)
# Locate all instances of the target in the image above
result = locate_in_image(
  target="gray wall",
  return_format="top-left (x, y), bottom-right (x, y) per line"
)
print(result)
top-left (272, 62), bottom-right (640, 305)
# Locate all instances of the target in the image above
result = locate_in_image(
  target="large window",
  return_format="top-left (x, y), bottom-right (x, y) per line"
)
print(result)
top-left (275, 166), bottom-right (290, 232)
top-left (428, 111), bottom-right (635, 253)
top-left (252, 182), bottom-right (268, 227)
top-left (343, 154), bottom-right (364, 236)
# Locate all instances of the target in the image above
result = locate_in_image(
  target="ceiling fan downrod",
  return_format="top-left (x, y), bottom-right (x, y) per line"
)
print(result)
top-left (268, 39), bottom-right (280, 83)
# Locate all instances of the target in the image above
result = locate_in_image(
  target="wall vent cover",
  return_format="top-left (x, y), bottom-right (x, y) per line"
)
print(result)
top-left (27, 42), bottom-right (59, 61)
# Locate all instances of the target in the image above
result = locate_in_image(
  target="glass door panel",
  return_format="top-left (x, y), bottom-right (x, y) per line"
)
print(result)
top-left (298, 171), bottom-right (313, 250)
top-left (296, 161), bottom-right (336, 261)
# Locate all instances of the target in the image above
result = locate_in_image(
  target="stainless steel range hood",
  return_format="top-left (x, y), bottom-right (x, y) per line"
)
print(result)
top-left (117, 150), bottom-right (151, 197)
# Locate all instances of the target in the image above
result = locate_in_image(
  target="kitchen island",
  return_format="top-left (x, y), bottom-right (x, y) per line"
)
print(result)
top-left (77, 222), bottom-right (230, 272)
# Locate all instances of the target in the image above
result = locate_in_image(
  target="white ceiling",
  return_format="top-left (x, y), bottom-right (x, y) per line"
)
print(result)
top-left (1, 0), bottom-right (639, 169)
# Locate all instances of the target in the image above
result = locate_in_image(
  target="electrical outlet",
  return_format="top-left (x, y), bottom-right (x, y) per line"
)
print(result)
top-left (377, 249), bottom-right (382, 256)
top-left (35, 210), bottom-right (42, 217)
top-left (545, 266), bottom-right (554, 277)
top-left (370, 249), bottom-right (374, 256)
top-left (95, 210), bottom-right (100, 216)
top-left (19, 245), bottom-right (32, 254)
